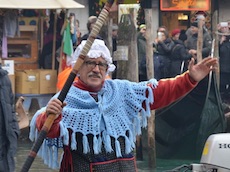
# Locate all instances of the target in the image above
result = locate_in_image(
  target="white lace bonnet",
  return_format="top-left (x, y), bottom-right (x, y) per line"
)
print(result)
top-left (73, 39), bottom-right (116, 72)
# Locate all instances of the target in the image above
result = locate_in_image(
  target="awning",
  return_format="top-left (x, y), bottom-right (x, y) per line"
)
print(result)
top-left (0, 0), bottom-right (85, 9)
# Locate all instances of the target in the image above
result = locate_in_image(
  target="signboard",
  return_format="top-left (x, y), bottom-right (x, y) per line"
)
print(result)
top-left (113, 46), bottom-right (129, 61)
top-left (2, 60), bottom-right (14, 75)
top-left (160, 0), bottom-right (210, 11)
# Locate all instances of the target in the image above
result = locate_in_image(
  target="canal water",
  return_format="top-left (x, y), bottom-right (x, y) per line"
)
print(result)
top-left (16, 136), bottom-right (199, 172)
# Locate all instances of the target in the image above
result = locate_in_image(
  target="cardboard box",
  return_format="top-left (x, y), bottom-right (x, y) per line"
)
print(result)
top-left (8, 75), bottom-right (15, 94)
top-left (15, 70), bottom-right (39, 94)
top-left (39, 69), bottom-right (57, 94)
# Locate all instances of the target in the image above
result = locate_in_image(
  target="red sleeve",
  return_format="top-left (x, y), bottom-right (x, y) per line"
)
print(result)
top-left (150, 72), bottom-right (197, 110)
top-left (36, 112), bottom-right (61, 138)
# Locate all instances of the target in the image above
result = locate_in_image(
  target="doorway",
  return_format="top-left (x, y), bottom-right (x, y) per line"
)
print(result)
top-left (161, 11), bottom-right (190, 35)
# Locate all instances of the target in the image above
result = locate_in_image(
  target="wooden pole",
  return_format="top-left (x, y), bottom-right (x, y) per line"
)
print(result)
top-left (51, 10), bottom-right (58, 70)
top-left (145, 8), bottom-right (156, 169)
top-left (197, 19), bottom-right (203, 62)
top-left (116, 11), bottom-right (137, 81)
top-left (212, 10), bottom-right (220, 89)
top-left (40, 13), bottom-right (44, 60)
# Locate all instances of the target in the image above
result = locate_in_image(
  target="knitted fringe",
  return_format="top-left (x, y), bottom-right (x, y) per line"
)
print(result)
top-left (124, 135), bottom-right (132, 154)
top-left (71, 132), bottom-right (77, 150)
top-left (83, 135), bottom-right (90, 154)
top-left (115, 139), bottom-right (122, 157)
top-left (97, 135), bottom-right (102, 153)
top-left (29, 107), bottom-right (66, 170)
top-left (60, 121), bottom-right (69, 145)
top-left (93, 135), bottom-right (99, 154)
top-left (103, 132), bottom-right (113, 153)
top-left (29, 107), bottom-right (46, 141)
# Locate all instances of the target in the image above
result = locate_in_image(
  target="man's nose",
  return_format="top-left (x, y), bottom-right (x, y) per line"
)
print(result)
top-left (92, 64), bottom-right (100, 71)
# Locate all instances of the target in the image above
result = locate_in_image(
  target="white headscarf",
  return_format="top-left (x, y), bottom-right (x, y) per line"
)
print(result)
top-left (72, 39), bottom-right (116, 73)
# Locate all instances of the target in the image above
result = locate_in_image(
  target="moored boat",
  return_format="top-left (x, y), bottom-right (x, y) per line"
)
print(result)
top-left (155, 73), bottom-right (226, 159)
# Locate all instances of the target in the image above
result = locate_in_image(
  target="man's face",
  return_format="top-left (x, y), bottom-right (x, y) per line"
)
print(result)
top-left (158, 27), bottom-right (166, 32)
top-left (173, 33), bottom-right (180, 40)
top-left (90, 22), bottom-right (96, 32)
top-left (112, 30), bottom-right (118, 37)
top-left (220, 26), bottom-right (229, 33)
top-left (190, 26), bottom-right (198, 34)
top-left (199, 18), bottom-right (205, 26)
top-left (78, 57), bottom-right (108, 89)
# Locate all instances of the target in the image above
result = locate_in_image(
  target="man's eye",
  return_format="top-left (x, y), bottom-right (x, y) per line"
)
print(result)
top-left (98, 63), bottom-right (106, 67)
top-left (88, 61), bottom-right (96, 65)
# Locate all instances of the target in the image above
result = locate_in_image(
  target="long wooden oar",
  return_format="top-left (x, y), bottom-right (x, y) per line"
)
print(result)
top-left (20, 1), bottom-right (114, 171)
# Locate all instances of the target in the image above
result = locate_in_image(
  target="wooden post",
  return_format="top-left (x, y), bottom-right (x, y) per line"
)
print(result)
top-left (144, 8), bottom-right (156, 169)
top-left (116, 11), bottom-right (138, 81)
top-left (52, 10), bottom-right (58, 70)
top-left (197, 19), bottom-right (203, 62)
top-left (212, 10), bottom-right (220, 88)
top-left (40, 15), bottom-right (44, 59)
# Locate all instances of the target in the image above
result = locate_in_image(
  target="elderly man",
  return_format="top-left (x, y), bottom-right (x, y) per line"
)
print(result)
top-left (30, 39), bottom-right (217, 172)
top-left (186, 21), bottom-right (212, 58)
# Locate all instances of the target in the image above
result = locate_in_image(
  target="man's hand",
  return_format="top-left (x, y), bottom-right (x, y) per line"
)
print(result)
top-left (188, 49), bottom-right (197, 56)
top-left (46, 98), bottom-right (66, 119)
top-left (188, 57), bottom-right (218, 82)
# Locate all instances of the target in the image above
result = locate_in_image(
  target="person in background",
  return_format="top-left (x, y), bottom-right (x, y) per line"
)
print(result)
top-left (196, 14), bottom-right (208, 32)
top-left (186, 14), bottom-right (209, 39)
top-left (137, 24), bottom-right (147, 81)
top-left (29, 39), bottom-right (218, 171)
top-left (153, 29), bottom-right (174, 80)
top-left (218, 22), bottom-right (230, 102)
top-left (186, 21), bottom-right (212, 59)
top-left (69, 13), bottom-right (77, 48)
top-left (111, 24), bottom-right (118, 79)
top-left (39, 10), bottom-right (65, 69)
top-left (81, 16), bottom-right (101, 42)
top-left (112, 24), bottom-right (118, 52)
top-left (75, 19), bottom-right (81, 47)
top-left (0, 57), bottom-right (19, 172)
top-left (171, 28), bottom-right (181, 41)
top-left (170, 29), bottom-right (193, 77)
top-left (157, 25), bottom-right (168, 33)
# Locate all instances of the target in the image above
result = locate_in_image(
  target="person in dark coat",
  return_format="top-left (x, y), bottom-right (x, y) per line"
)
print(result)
top-left (0, 58), bottom-right (19, 172)
top-left (218, 22), bottom-right (230, 102)
top-left (153, 30), bottom-right (174, 80)
top-left (111, 24), bottom-right (118, 79)
top-left (170, 30), bottom-right (193, 77)
top-left (39, 10), bottom-right (65, 69)
top-left (186, 21), bottom-right (212, 58)
top-left (137, 24), bottom-right (147, 81)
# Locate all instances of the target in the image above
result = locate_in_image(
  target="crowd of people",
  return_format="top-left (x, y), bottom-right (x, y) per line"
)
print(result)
top-left (137, 14), bottom-right (214, 81)
top-left (137, 15), bottom-right (230, 103)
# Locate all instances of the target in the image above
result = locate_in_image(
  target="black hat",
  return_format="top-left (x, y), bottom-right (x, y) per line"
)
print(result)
top-left (191, 21), bottom-right (198, 28)
top-left (179, 30), bottom-right (187, 42)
